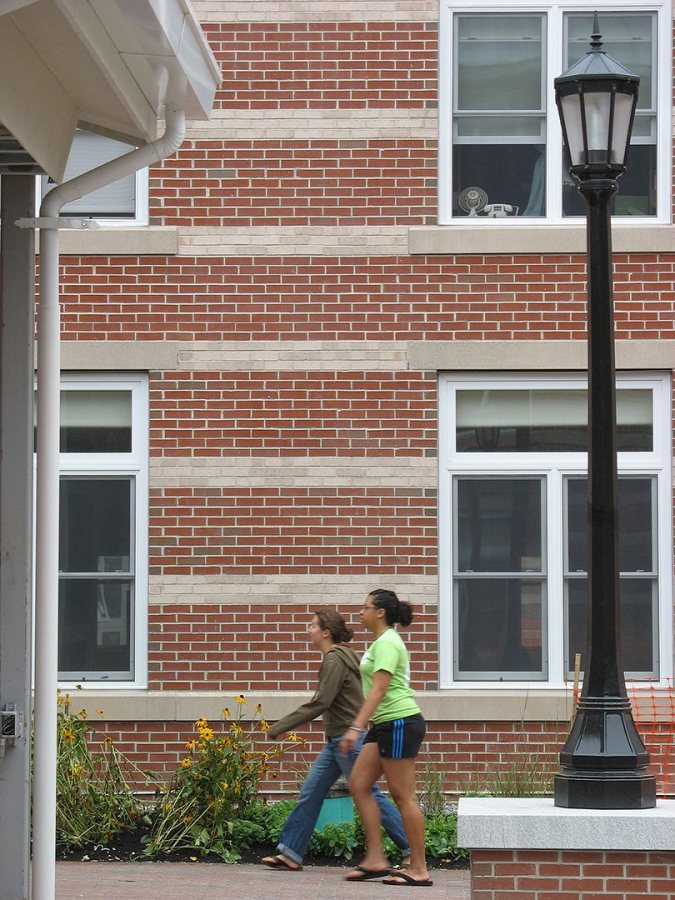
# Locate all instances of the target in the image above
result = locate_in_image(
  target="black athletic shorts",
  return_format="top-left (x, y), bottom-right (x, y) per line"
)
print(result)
top-left (363, 713), bottom-right (426, 759)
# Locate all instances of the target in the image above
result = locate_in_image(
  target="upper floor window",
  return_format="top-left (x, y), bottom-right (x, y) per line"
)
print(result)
top-left (41, 130), bottom-right (149, 225)
top-left (438, 1), bottom-right (670, 224)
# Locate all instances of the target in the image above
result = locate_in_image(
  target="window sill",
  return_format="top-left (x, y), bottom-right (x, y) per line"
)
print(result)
top-left (409, 224), bottom-right (674, 256)
top-left (54, 226), bottom-right (178, 256)
top-left (65, 688), bottom-right (671, 724)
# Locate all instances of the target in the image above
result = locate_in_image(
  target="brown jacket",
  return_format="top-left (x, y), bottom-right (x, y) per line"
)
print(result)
top-left (266, 644), bottom-right (362, 739)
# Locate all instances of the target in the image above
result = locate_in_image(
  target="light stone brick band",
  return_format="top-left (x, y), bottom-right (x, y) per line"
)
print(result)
top-left (150, 455), bottom-right (436, 489)
top-left (177, 341), bottom-right (410, 371)
top-left (186, 108), bottom-right (437, 141)
top-left (177, 225), bottom-right (410, 257)
top-left (149, 573), bottom-right (438, 606)
top-left (190, 1), bottom-right (438, 23)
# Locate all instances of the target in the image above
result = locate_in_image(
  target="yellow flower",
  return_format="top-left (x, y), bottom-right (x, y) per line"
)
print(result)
top-left (61, 727), bottom-right (75, 743)
top-left (181, 757), bottom-right (193, 769)
top-left (232, 724), bottom-right (243, 735)
top-left (72, 763), bottom-right (82, 777)
top-left (235, 694), bottom-right (247, 705)
top-left (222, 707), bottom-right (231, 719)
top-left (96, 709), bottom-right (105, 719)
top-left (77, 708), bottom-right (88, 720)
top-left (195, 717), bottom-right (208, 730)
top-left (288, 732), bottom-right (299, 742)
top-left (186, 740), bottom-right (196, 752)
top-left (254, 703), bottom-right (263, 714)
top-left (220, 781), bottom-right (229, 792)
top-left (259, 719), bottom-right (269, 732)
top-left (199, 727), bottom-right (214, 741)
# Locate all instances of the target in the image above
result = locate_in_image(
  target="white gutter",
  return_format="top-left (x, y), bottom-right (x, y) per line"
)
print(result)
top-left (31, 104), bottom-right (185, 900)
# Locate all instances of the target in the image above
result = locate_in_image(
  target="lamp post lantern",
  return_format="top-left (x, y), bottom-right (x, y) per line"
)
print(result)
top-left (553, 15), bottom-right (656, 810)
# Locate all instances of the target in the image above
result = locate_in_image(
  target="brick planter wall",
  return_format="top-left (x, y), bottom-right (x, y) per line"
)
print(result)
top-left (470, 849), bottom-right (675, 899)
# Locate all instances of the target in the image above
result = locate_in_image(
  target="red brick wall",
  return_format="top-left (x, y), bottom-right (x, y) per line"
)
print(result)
top-left (149, 371), bottom-right (437, 456)
top-left (150, 140), bottom-right (437, 227)
top-left (470, 849), bottom-right (675, 899)
top-left (89, 718), bottom-right (674, 799)
top-left (147, 603), bottom-right (439, 691)
top-left (202, 21), bottom-right (438, 110)
top-left (59, 255), bottom-right (675, 342)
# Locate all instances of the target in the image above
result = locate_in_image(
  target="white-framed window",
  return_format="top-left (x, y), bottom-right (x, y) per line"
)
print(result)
top-left (40, 130), bottom-right (149, 225)
top-left (438, 372), bottom-right (673, 688)
top-left (35, 374), bottom-right (149, 686)
top-left (438, 0), bottom-right (671, 224)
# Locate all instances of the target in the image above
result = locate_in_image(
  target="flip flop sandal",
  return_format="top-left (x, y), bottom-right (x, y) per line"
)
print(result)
top-left (382, 872), bottom-right (434, 887)
top-left (261, 855), bottom-right (303, 871)
top-left (344, 864), bottom-right (392, 881)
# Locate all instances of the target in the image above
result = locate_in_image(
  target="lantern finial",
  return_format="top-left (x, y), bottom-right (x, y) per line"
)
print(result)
top-left (590, 12), bottom-right (602, 50)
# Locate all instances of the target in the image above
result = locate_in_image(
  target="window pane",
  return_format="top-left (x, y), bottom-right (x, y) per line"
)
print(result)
top-left (566, 477), bottom-right (655, 574)
top-left (453, 144), bottom-right (546, 217)
top-left (456, 388), bottom-right (653, 452)
top-left (61, 390), bottom-right (132, 452)
top-left (58, 579), bottom-right (132, 676)
top-left (456, 16), bottom-right (543, 111)
top-left (457, 116), bottom-right (544, 138)
top-left (567, 15), bottom-right (654, 109)
top-left (563, 145), bottom-right (657, 217)
top-left (563, 13), bottom-right (656, 218)
top-left (453, 14), bottom-right (545, 219)
top-left (567, 577), bottom-right (655, 675)
top-left (43, 130), bottom-right (136, 217)
top-left (456, 578), bottom-right (545, 675)
top-left (457, 478), bottom-right (543, 572)
top-left (59, 478), bottom-right (131, 573)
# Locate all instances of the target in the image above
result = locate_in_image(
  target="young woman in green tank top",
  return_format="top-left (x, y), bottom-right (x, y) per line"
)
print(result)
top-left (340, 589), bottom-right (432, 888)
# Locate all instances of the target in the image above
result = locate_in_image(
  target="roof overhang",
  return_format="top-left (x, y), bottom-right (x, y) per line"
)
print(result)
top-left (0, 0), bottom-right (220, 180)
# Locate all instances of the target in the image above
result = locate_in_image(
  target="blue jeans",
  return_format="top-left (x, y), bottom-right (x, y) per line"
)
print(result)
top-left (277, 734), bottom-right (410, 865)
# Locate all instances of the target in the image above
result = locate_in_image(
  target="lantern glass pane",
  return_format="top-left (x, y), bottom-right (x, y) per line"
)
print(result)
top-left (582, 91), bottom-right (612, 157)
top-left (611, 92), bottom-right (636, 164)
top-left (559, 93), bottom-right (584, 164)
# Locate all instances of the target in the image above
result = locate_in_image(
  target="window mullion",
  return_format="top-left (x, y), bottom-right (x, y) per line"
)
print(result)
top-left (546, 6), bottom-right (564, 221)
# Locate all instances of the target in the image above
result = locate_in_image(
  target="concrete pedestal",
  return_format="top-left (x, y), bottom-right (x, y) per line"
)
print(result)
top-left (458, 797), bottom-right (675, 898)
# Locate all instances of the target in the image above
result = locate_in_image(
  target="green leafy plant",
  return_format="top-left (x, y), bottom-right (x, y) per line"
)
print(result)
top-left (424, 812), bottom-right (468, 862)
top-left (143, 697), bottom-right (300, 861)
top-left (309, 821), bottom-right (357, 859)
top-left (55, 691), bottom-right (143, 850)
top-left (237, 799), bottom-right (296, 845)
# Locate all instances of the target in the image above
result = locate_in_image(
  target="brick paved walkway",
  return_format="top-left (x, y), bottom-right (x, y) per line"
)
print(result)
top-left (56, 861), bottom-right (471, 899)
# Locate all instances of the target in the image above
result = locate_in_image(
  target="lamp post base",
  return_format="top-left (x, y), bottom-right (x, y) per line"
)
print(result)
top-left (554, 769), bottom-right (656, 809)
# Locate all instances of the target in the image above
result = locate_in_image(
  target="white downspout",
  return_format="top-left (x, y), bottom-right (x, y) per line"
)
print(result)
top-left (31, 104), bottom-right (185, 900)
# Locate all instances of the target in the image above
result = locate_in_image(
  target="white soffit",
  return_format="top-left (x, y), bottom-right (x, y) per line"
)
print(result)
top-left (0, 0), bottom-right (220, 181)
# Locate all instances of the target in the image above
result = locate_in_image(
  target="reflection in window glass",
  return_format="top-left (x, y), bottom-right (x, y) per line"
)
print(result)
top-left (58, 477), bottom-right (133, 678)
top-left (456, 388), bottom-right (652, 452)
top-left (61, 391), bottom-right (132, 452)
top-left (453, 14), bottom-right (546, 218)
top-left (43, 130), bottom-right (136, 218)
top-left (565, 477), bottom-right (657, 677)
top-left (457, 479), bottom-right (543, 572)
top-left (457, 579), bottom-right (545, 674)
top-left (454, 477), bottom-right (546, 680)
top-left (58, 579), bottom-right (132, 676)
top-left (563, 13), bottom-right (656, 217)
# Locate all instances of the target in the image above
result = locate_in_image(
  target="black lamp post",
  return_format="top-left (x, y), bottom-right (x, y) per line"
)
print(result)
top-left (553, 16), bottom-right (656, 810)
